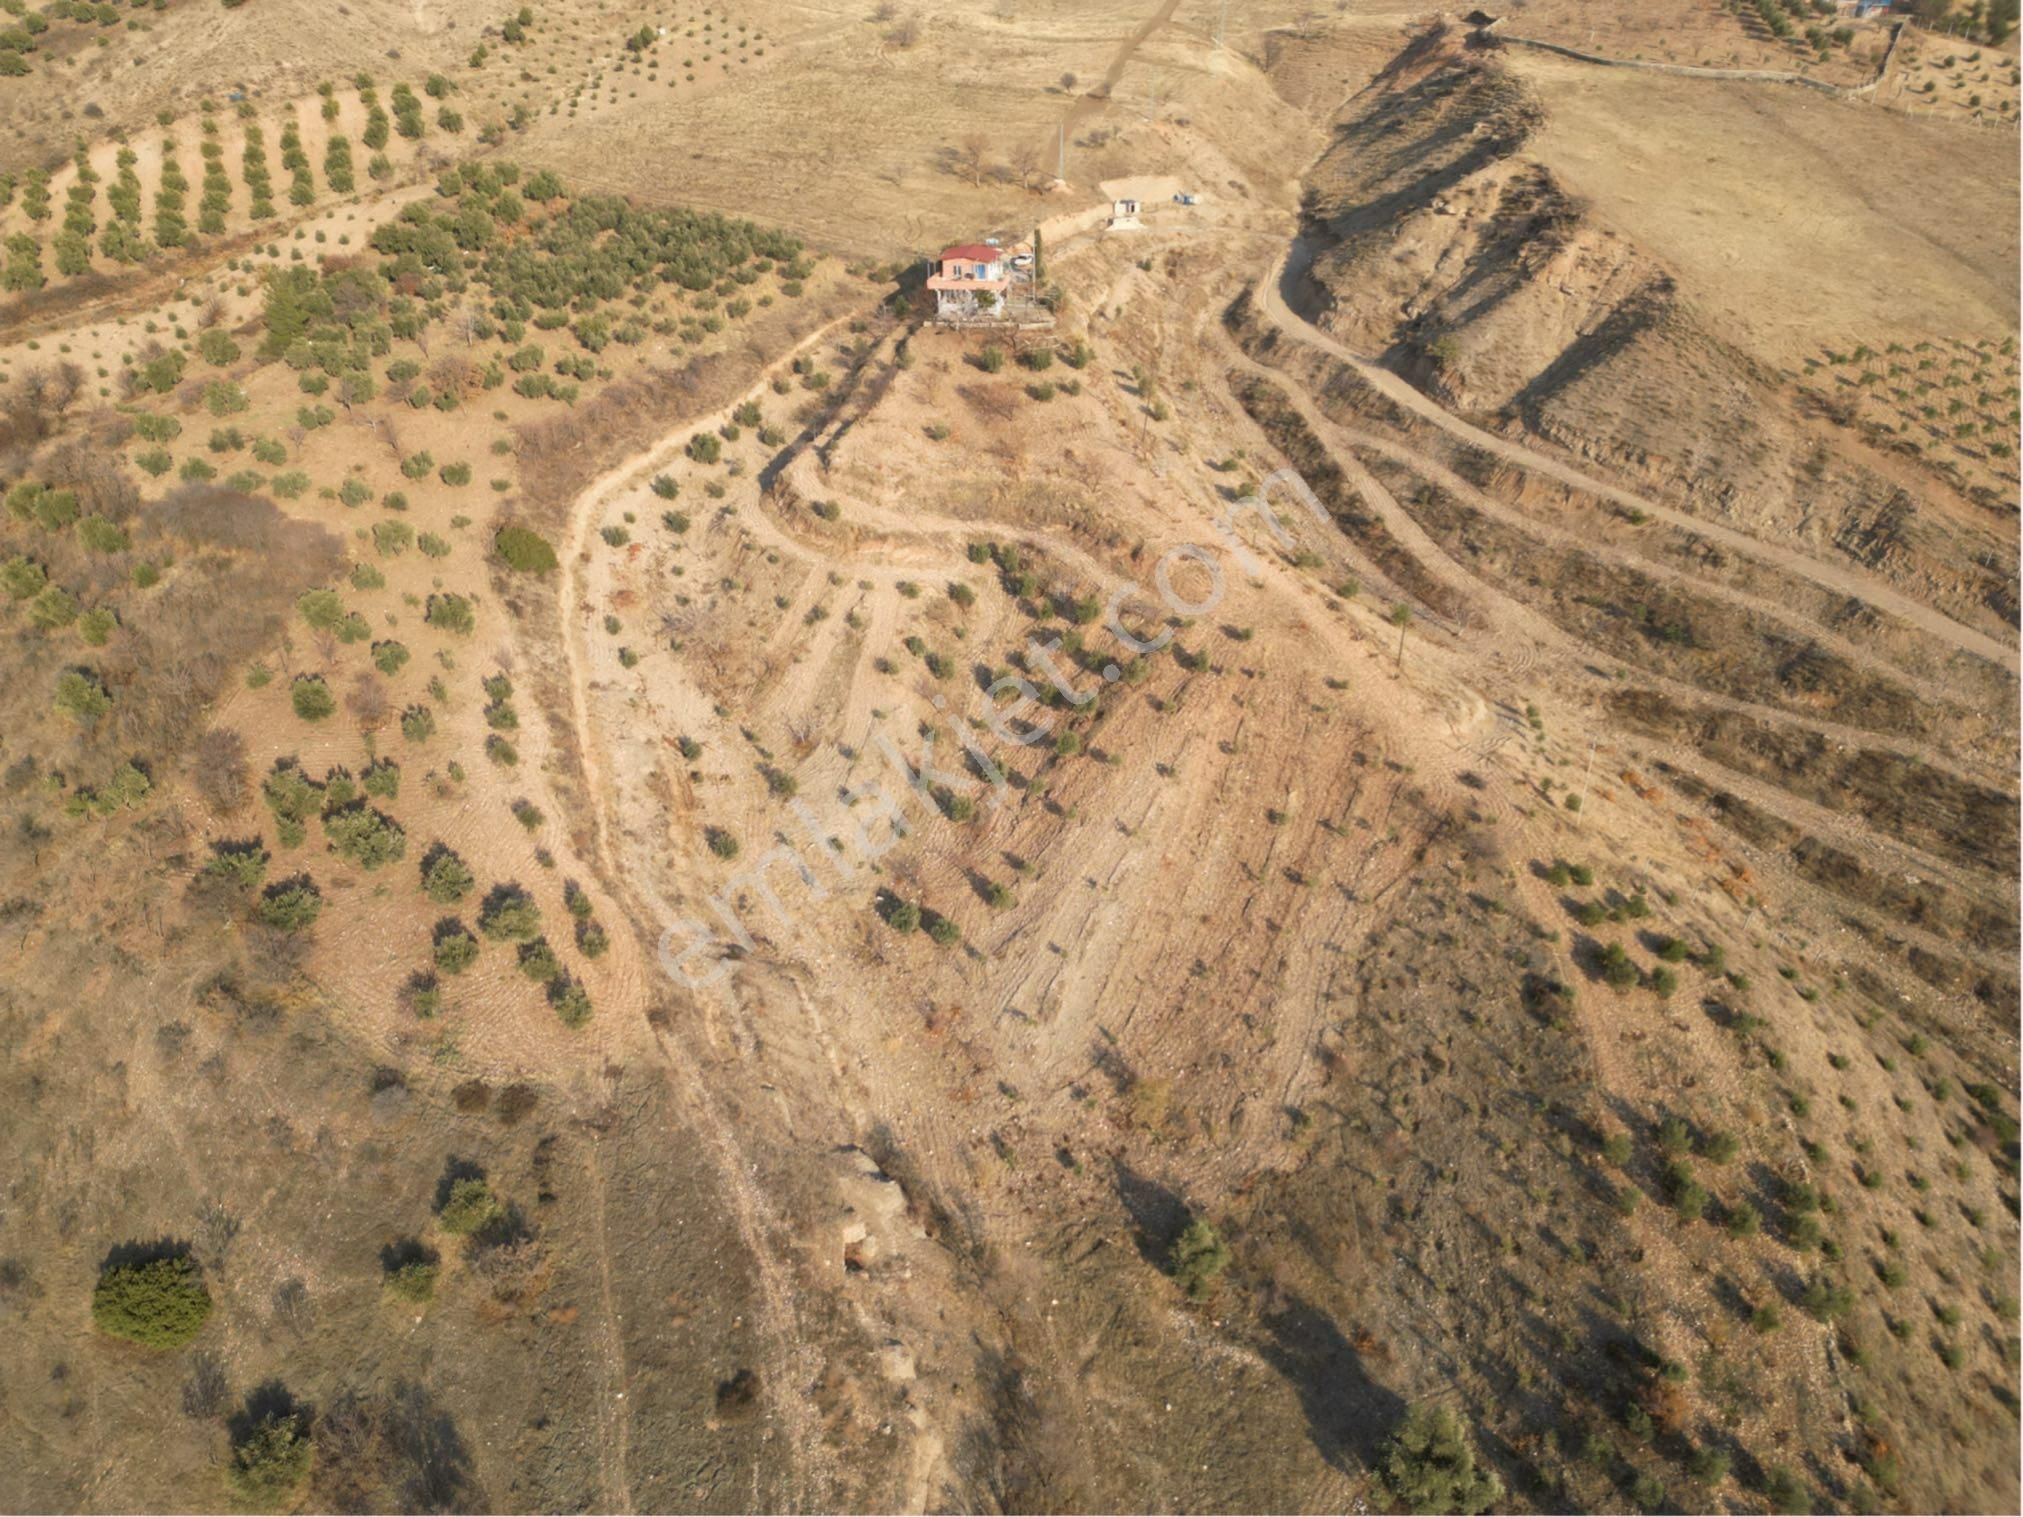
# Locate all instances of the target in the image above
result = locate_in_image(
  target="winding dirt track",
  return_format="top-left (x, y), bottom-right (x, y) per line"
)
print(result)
top-left (552, 324), bottom-right (861, 1510)
top-left (1263, 240), bottom-right (2020, 673)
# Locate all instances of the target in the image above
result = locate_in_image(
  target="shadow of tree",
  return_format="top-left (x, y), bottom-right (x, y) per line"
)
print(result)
top-left (313, 1379), bottom-right (485, 1514)
top-left (1110, 1158), bottom-right (1189, 1270)
top-left (99, 1236), bottom-right (195, 1272)
top-left (227, 1378), bottom-right (308, 1446)
top-left (431, 1155), bottom-right (487, 1213)
top-left (1256, 1295), bottom-right (1406, 1473)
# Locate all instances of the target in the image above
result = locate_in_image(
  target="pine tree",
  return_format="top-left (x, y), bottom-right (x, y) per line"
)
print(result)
top-left (1379, 1404), bottom-right (1503, 1516)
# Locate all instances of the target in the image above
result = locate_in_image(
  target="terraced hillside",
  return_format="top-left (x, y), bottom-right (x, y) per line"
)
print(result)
top-left (0, 3), bottom-right (2014, 1513)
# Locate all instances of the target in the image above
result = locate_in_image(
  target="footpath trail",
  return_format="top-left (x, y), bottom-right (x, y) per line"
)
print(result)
top-left (1257, 240), bottom-right (2020, 674)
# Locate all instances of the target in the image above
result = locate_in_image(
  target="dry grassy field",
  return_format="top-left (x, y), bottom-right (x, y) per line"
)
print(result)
top-left (1518, 51), bottom-right (2019, 363)
top-left (1494, 0), bottom-right (1891, 82)
top-left (0, 1), bottom-right (2015, 1512)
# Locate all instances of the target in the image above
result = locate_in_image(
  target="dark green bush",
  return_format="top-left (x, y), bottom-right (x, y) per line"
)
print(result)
top-left (1168, 1217), bottom-right (1231, 1300)
top-left (477, 883), bottom-right (540, 939)
top-left (436, 1177), bottom-right (502, 1236)
top-left (1378, 1403), bottom-right (1501, 1515)
top-left (432, 919), bottom-right (479, 974)
top-left (228, 1409), bottom-right (313, 1504)
top-left (290, 675), bottom-right (336, 722)
top-left (256, 875), bottom-right (323, 932)
top-left (91, 1253), bottom-right (213, 1348)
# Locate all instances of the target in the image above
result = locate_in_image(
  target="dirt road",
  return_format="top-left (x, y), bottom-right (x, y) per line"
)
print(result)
top-left (1263, 238), bottom-right (2020, 673)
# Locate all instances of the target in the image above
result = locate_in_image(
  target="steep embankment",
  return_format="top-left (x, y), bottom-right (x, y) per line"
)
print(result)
top-left (1290, 27), bottom-right (2019, 643)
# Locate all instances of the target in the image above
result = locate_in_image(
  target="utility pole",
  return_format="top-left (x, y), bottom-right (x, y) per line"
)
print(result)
top-left (1057, 121), bottom-right (1065, 183)
top-left (1574, 737), bottom-right (1597, 821)
top-left (1216, 0), bottom-right (1228, 51)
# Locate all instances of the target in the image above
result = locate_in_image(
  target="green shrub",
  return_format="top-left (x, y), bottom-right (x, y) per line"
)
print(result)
top-left (494, 525), bottom-right (557, 572)
top-left (1379, 1404), bottom-right (1502, 1516)
top-left (297, 587), bottom-right (345, 631)
top-left (517, 937), bottom-right (562, 982)
top-left (200, 840), bottom-right (270, 893)
top-left (422, 845), bottom-right (475, 903)
top-left (1, 556), bottom-right (44, 599)
top-left (76, 514), bottom-right (129, 554)
top-left (256, 875), bottom-right (323, 931)
top-left (433, 919), bottom-right (480, 973)
top-left (426, 593), bottom-right (475, 634)
top-left (324, 804), bottom-right (405, 868)
top-left (290, 675), bottom-right (335, 721)
top-left (383, 1258), bottom-right (438, 1303)
top-left (54, 669), bottom-right (111, 725)
top-left (550, 976), bottom-right (592, 1028)
top-left (1665, 1162), bottom-right (1709, 1221)
top-left (436, 1177), bottom-right (503, 1236)
top-left (91, 1253), bottom-right (213, 1349)
top-left (203, 380), bottom-right (248, 416)
top-left (477, 883), bottom-right (541, 939)
top-left (76, 606), bottom-right (117, 646)
top-left (228, 1411), bottom-right (313, 1505)
top-left (1764, 1467), bottom-right (1810, 1516)
top-left (1801, 1274), bottom-right (1854, 1321)
top-left (1688, 1446), bottom-right (1731, 1487)
top-left (1168, 1217), bottom-right (1231, 1299)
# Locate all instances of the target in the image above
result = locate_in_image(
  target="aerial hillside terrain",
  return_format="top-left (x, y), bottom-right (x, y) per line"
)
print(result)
top-left (0, 1), bottom-right (2016, 1513)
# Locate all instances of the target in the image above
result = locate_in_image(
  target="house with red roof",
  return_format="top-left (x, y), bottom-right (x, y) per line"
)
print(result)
top-left (926, 242), bottom-right (1011, 322)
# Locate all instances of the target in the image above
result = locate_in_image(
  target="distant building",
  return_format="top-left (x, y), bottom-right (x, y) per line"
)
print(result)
top-left (926, 242), bottom-right (1010, 322)
top-left (1108, 197), bottom-right (1143, 230)
top-left (1847, 0), bottom-right (1892, 14)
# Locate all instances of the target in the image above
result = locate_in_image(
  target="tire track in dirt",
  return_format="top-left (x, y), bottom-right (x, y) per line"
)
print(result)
top-left (1061, 0), bottom-right (1187, 137)
top-left (580, 1141), bottom-right (636, 1513)
top-left (1333, 417), bottom-right (1995, 728)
